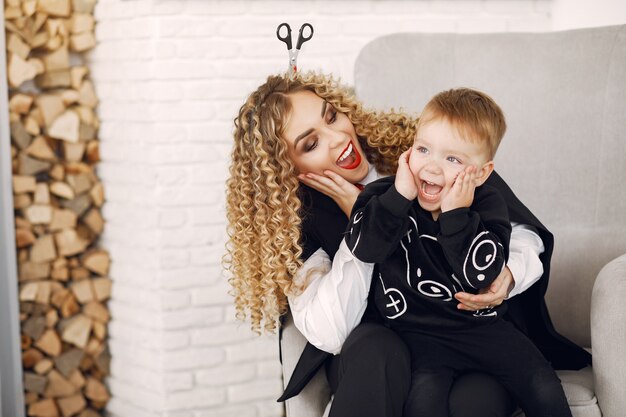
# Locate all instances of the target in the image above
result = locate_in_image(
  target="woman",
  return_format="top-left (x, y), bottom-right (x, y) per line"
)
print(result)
top-left (225, 72), bottom-right (590, 417)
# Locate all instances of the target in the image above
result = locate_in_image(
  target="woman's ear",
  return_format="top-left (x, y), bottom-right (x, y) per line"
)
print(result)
top-left (474, 161), bottom-right (494, 186)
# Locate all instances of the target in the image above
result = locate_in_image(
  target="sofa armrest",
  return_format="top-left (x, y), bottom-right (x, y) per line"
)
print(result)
top-left (280, 311), bottom-right (331, 417)
top-left (591, 254), bottom-right (626, 417)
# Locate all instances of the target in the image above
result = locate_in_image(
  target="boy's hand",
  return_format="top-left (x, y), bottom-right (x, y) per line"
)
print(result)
top-left (298, 170), bottom-right (361, 218)
top-left (395, 148), bottom-right (418, 200)
top-left (455, 266), bottom-right (514, 311)
top-left (441, 165), bottom-right (478, 213)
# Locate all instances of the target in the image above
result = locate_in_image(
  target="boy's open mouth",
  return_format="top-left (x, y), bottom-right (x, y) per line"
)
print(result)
top-left (336, 141), bottom-right (362, 170)
top-left (419, 180), bottom-right (443, 201)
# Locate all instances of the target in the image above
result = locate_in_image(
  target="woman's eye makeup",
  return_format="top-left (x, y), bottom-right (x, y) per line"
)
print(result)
top-left (304, 139), bottom-right (318, 152)
top-left (326, 106), bottom-right (337, 123)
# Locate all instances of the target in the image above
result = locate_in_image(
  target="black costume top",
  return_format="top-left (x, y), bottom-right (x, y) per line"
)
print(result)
top-left (278, 171), bottom-right (591, 402)
top-left (345, 178), bottom-right (511, 331)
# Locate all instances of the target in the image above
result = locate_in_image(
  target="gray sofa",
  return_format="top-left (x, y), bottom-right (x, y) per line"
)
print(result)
top-left (281, 25), bottom-right (626, 417)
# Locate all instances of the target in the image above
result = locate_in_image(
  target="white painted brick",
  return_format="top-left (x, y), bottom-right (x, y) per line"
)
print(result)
top-left (159, 209), bottom-right (189, 228)
top-left (371, 1), bottom-right (430, 14)
top-left (216, 59), bottom-right (283, 79)
top-left (249, 1), bottom-right (317, 14)
top-left (191, 322), bottom-right (255, 346)
top-left (159, 265), bottom-right (222, 290)
top-left (257, 360), bottom-right (282, 379)
top-left (164, 412), bottom-right (194, 417)
top-left (457, 18), bottom-right (509, 33)
top-left (256, 401), bottom-right (284, 417)
top-left (190, 161), bottom-right (228, 184)
top-left (160, 289), bottom-right (192, 310)
top-left (162, 330), bottom-right (192, 351)
top-left (187, 122), bottom-right (233, 143)
top-left (483, 0), bottom-right (536, 14)
top-left (109, 301), bottom-right (161, 329)
top-left (110, 360), bottom-right (164, 392)
top-left (190, 245), bottom-right (226, 268)
top-left (227, 378), bottom-right (283, 403)
top-left (195, 363), bottom-right (256, 387)
top-left (188, 206), bottom-right (218, 226)
top-left (150, 0), bottom-right (185, 15)
top-left (165, 387), bottom-right (227, 410)
top-left (214, 99), bottom-right (246, 122)
top-left (185, 1), bottom-right (250, 15)
top-left (158, 225), bottom-right (225, 248)
top-left (162, 307), bottom-right (223, 329)
top-left (217, 18), bottom-right (282, 37)
top-left (158, 18), bottom-right (217, 38)
top-left (507, 16), bottom-right (552, 32)
top-left (155, 186), bottom-right (221, 206)
top-left (431, 0), bottom-right (483, 13)
top-left (155, 166), bottom-right (188, 187)
top-left (158, 248), bottom-right (190, 269)
top-left (191, 283), bottom-right (231, 308)
top-left (162, 347), bottom-right (225, 371)
top-left (225, 336), bottom-right (279, 363)
top-left (108, 340), bottom-right (162, 371)
top-left (176, 39), bottom-right (241, 60)
top-left (106, 397), bottom-right (163, 417)
top-left (164, 371), bottom-right (194, 392)
top-left (315, 0), bottom-right (372, 14)
top-left (194, 404), bottom-right (257, 417)
top-left (153, 145), bottom-right (216, 165)
top-left (151, 101), bottom-right (216, 121)
top-left (107, 376), bottom-right (165, 411)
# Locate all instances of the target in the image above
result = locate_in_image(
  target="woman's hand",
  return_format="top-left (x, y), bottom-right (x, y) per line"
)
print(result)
top-left (298, 170), bottom-right (361, 218)
top-left (454, 266), bottom-right (515, 311)
top-left (441, 166), bottom-right (478, 213)
top-left (395, 148), bottom-right (418, 200)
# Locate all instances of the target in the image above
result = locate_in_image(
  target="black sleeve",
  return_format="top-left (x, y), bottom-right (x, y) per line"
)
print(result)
top-left (437, 186), bottom-right (512, 290)
top-left (344, 177), bottom-right (413, 263)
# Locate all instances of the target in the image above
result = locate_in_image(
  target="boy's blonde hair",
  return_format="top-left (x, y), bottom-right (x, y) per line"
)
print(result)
top-left (417, 88), bottom-right (506, 159)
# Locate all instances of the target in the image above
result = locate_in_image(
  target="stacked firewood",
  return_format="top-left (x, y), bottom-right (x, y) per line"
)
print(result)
top-left (5, 0), bottom-right (111, 416)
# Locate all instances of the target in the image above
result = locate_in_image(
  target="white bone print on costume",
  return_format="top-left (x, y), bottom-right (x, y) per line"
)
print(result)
top-left (462, 231), bottom-right (499, 288)
top-left (379, 274), bottom-right (407, 319)
top-left (349, 211), bottom-right (364, 254)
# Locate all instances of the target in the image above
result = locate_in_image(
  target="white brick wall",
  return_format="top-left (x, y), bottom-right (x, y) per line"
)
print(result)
top-left (89, 1), bottom-right (552, 416)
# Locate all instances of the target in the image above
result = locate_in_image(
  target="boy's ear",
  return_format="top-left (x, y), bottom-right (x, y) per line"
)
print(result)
top-left (474, 161), bottom-right (494, 186)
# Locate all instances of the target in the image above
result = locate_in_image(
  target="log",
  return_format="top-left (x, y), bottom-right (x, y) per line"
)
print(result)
top-left (71, 14), bottom-right (94, 33)
top-left (25, 204), bottom-right (53, 225)
top-left (19, 152), bottom-right (52, 176)
top-left (46, 308), bottom-right (59, 327)
top-left (54, 348), bottom-right (83, 377)
top-left (19, 261), bottom-right (51, 281)
top-left (26, 136), bottom-right (57, 161)
top-left (68, 369), bottom-right (85, 390)
top-left (84, 377), bottom-right (109, 402)
top-left (31, 235), bottom-right (57, 263)
top-left (8, 52), bottom-right (37, 87)
top-left (35, 329), bottom-right (62, 357)
top-left (15, 193), bottom-right (33, 209)
top-left (24, 372), bottom-right (47, 394)
top-left (8, 33), bottom-right (31, 59)
top-left (48, 110), bottom-right (80, 143)
top-left (21, 282), bottom-right (40, 302)
top-left (60, 294), bottom-right (80, 318)
top-left (67, 173), bottom-right (92, 195)
top-left (24, 116), bottom-right (41, 135)
top-left (50, 181), bottom-right (75, 199)
top-left (61, 314), bottom-right (92, 348)
top-left (16, 228), bottom-right (37, 248)
top-left (72, 0), bottom-right (96, 13)
top-left (70, 32), bottom-right (95, 52)
top-left (34, 358), bottom-right (54, 375)
top-left (63, 141), bottom-right (86, 162)
top-left (38, 0), bottom-right (71, 17)
top-left (23, 348), bottom-right (44, 368)
top-left (28, 398), bottom-right (59, 417)
top-left (91, 278), bottom-right (111, 302)
top-left (83, 301), bottom-right (109, 323)
top-left (50, 208), bottom-right (77, 231)
top-left (70, 66), bottom-right (88, 89)
top-left (85, 140), bottom-right (99, 163)
top-left (83, 208), bottom-right (103, 235)
top-left (70, 280), bottom-right (94, 304)
top-left (77, 80), bottom-right (97, 108)
top-left (34, 183), bottom-right (51, 205)
top-left (57, 394), bottom-right (86, 417)
top-left (11, 121), bottom-right (32, 149)
top-left (36, 70), bottom-right (72, 89)
top-left (36, 95), bottom-right (65, 127)
top-left (50, 164), bottom-right (65, 181)
top-left (54, 229), bottom-right (88, 256)
top-left (36, 281), bottom-right (53, 305)
top-left (9, 93), bottom-right (34, 114)
top-left (44, 370), bottom-right (76, 397)
top-left (22, 315), bottom-right (46, 340)
top-left (89, 182), bottom-right (104, 207)
top-left (71, 267), bottom-right (90, 281)
top-left (82, 251), bottom-right (109, 276)
top-left (42, 45), bottom-right (69, 71)
top-left (13, 175), bottom-right (37, 193)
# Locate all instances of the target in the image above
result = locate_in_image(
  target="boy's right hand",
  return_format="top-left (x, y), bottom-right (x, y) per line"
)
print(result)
top-left (395, 148), bottom-right (418, 200)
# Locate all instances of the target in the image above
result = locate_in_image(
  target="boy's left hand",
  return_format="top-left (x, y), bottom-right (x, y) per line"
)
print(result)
top-left (441, 165), bottom-right (478, 213)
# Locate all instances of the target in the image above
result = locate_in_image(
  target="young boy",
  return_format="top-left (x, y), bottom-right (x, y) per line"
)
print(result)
top-left (345, 88), bottom-right (571, 417)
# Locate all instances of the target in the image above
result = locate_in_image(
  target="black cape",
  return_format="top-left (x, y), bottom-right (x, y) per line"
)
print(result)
top-left (277, 171), bottom-right (591, 402)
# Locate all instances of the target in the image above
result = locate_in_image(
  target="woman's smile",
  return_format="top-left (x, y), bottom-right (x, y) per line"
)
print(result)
top-left (336, 141), bottom-right (362, 170)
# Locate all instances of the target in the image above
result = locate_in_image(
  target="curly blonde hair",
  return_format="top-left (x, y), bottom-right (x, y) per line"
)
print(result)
top-left (224, 71), bottom-right (417, 333)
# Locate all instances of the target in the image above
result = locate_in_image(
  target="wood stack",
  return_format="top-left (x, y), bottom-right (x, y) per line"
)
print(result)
top-left (5, 0), bottom-right (111, 416)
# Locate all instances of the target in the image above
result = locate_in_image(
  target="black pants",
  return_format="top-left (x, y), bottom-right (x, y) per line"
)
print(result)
top-left (325, 321), bottom-right (516, 417)
top-left (403, 320), bottom-right (571, 417)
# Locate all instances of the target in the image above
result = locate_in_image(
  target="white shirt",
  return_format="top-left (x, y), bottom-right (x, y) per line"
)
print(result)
top-left (288, 166), bottom-right (545, 354)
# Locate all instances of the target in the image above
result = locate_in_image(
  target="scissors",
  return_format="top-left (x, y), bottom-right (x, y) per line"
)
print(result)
top-left (276, 22), bottom-right (314, 74)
